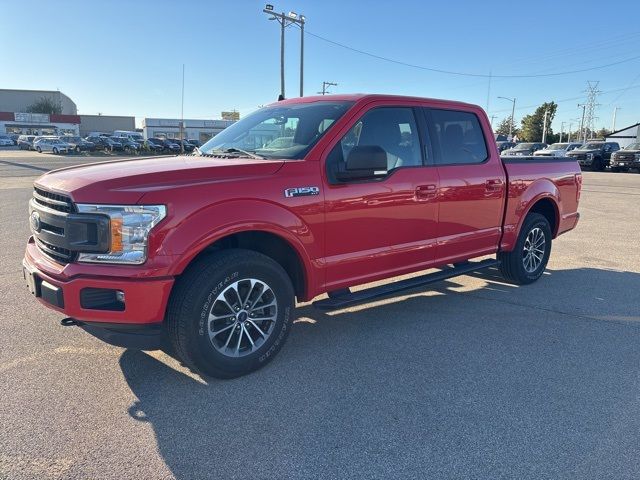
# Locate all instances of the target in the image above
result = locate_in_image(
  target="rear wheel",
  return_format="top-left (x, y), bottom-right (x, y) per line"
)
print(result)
top-left (75, 146), bottom-right (81, 153)
top-left (52, 147), bottom-right (59, 154)
top-left (36, 146), bottom-right (42, 153)
top-left (498, 213), bottom-right (552, 285)
top-left (167, 249), bottom-right (295, 378)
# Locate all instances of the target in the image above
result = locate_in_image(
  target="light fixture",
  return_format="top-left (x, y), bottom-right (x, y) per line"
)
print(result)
top-left (265, 4), bottom-right (274, 10)
top-left (288, 11), bottom-right (297, 18)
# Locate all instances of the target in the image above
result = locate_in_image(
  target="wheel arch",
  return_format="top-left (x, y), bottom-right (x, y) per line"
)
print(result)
top-left (172, 228), bottom-right (312, 301)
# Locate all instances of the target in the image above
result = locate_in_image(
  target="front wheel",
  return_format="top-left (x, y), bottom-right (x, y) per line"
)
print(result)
top-left (592, 158), bottom-right (604, 171)
top-left (498, 213), bottom-right (552, 285)
top-left (167, 249), bottom-right (295, 379)
top-left (52, 147), bottom-right (59, 154)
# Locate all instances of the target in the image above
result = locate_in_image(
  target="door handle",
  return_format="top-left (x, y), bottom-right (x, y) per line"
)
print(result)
top-left (485, 179), bottom-right (504, 191)
top-left (416, 184), bottom-right (437, 200)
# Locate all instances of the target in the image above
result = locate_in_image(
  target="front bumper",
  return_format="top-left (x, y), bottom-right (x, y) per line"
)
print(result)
top-left (23, 239), bottom-right (174, 325)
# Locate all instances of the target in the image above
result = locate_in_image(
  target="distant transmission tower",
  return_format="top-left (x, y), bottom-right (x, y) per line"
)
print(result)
top-left (583, 81), bottom-right (601, 141)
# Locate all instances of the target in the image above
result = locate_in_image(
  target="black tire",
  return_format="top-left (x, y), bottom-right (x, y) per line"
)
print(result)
top-left (592, 157), bottom-right (604, 171)
top-left (52, 147), bottom-right (59, 155)
top-left (36, 146), bottom-right (42, 153)
top-left (166, 249), bottom-right (295, 378)
top-left (498, 213), bottom-right (552, 285)
top-left (75, 146), bottom-right (81, 154)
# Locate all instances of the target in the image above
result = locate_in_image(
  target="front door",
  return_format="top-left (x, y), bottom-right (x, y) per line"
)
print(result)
top-left (322, 105), bottom-right (439, 291)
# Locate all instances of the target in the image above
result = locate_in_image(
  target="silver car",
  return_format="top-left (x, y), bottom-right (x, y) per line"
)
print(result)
top-left (533, 142), bottom-right (582, 158)
top-left (33, 137), bottom-right (72, 154)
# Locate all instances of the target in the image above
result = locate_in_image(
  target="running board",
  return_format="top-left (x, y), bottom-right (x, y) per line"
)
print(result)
top-left (313, 258), bottom-right (500, 311)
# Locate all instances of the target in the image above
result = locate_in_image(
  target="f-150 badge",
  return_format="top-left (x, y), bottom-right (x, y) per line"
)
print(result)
top-left (284, 186), bottom-right (320, 198)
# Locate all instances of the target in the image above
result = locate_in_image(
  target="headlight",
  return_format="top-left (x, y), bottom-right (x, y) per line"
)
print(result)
top-left (586, 153), bottom-right (594, 160)
top-left (75, 205), bottom-right (166, 264)
top-left (635, 154), bottom-right (640, 160)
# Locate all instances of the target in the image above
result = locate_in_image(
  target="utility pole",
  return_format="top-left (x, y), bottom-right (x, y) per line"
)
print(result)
top-left (180, 63), bottom-right (185, 153)
top-left (560, 121), bottom-right (565, 143)
top-left (568, 122), bottom-right (572, 142)
top-left (490, 115), bottom-right (497, 129)
top-left (611, 106), bottom-right (620, 132)
top-left (578, 104), bottom-right (586, 143)
top-left (542, 109), bottom-right (549, 144)
top-left (498, 96), bottom-right (516, 140)
top-left (318, 81), bottom-right (338, 95)
top-left (263, 5), bottom-right (306, 99)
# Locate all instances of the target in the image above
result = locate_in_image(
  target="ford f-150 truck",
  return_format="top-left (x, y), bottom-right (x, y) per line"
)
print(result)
top-left (23, 94), bottom-right (581, 378)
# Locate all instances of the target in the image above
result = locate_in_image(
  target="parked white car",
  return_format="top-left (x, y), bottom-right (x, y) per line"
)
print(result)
top-left (0, 135), bottom-right (14, 146)
top-left (533, 142), bottom-right (582, 157)
top-left (33, 137), bottom-right (72, 154)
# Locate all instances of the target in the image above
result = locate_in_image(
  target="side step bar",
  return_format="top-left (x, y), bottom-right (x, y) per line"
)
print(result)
top-left (313, 258), bottom-right (500, 311)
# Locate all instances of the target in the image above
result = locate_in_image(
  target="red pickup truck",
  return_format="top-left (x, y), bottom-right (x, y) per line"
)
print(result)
top-left (23, 94), bottom-right (581, 378)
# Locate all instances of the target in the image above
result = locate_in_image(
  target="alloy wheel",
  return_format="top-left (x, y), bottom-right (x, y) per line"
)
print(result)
top-left (522, 227), bottom-right (546, 273)
top-left (208, 278), bottom-right (278, 358)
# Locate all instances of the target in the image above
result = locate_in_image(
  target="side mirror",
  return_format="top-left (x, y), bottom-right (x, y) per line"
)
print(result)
top-left (335, 145), bottom-right (388, 181)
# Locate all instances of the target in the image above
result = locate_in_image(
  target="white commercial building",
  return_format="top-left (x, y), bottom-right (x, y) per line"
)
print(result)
top-left (142, 118), bottom-right (236, 144)
top-left (606, 123), bottom-right (640, 149)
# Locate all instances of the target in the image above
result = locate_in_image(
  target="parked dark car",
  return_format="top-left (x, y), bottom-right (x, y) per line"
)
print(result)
top-left (8, 133), bottom-right (19, 145)
top-left (111, 136), bottom-right (139, 154)
top-left (17, 135), bottom-right (36, 150)
top-left (566, 141), bottom-right (620, 171)
top-left (85, 136), bottom-right (122, 152)
top-left (187, 139), bottom-right (201, 148)
top-left (609, 142), bottom-right (640, 172)
top-left (173, 139), bottom-right (195, 152)
top-left (496, 141), bottom-right (516, 153)
top-left (148, 138), bottom-right (180, 153)
top-left (143, 139), bottom-right (165, 153)
top-left (501, 142), bottom-right (547, 156)
top-left (62, 136), bottom-right (95, 153)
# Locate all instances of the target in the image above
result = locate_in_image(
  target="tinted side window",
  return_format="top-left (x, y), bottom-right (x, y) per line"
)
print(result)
top-left (327, 107), bottom-right (422, 181)
top-left (428, 109), bottom-right (488, 165)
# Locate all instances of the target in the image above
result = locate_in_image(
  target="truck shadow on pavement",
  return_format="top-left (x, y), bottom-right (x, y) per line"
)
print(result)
top-left (119, 267), bottom-right (640, 479)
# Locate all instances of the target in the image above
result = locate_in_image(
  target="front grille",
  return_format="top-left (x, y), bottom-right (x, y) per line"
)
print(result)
top-left (570, 154), bottom-right (586, 161)
top-left (31, 186), bottom-right (76, 263)
top-left (35, 237), bottom-right (75, 263)
top-left (33, 187), bottom-right (73, 213)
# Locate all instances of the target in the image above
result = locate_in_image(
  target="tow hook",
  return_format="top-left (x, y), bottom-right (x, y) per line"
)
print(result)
top-left (60, 318), bottom-right (82, 327)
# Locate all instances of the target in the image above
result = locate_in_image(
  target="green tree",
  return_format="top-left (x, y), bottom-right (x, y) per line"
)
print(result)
top-left (26, 96), bottom-right (63, 115)
top-left (494, 117), bottom-right (518, 137)
top-left (519, 102), bottom-right (558, 142)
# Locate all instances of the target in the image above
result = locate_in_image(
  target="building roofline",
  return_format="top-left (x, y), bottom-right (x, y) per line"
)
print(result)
top-left (607, 122), bottom-right (640, 137)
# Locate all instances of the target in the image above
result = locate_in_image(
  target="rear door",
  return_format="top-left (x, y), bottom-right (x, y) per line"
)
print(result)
top-left (322, 103), bottom-right (439, 290)
top-left (422, 107), bottom-right (506, 264)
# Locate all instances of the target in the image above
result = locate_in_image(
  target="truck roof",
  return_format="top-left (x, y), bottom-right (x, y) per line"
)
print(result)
top-left (270, 93), bottom-right (481, 110)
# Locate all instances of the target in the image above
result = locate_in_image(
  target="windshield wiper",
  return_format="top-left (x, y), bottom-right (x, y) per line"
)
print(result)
top-left (222, 147), bottom-right (267, 160)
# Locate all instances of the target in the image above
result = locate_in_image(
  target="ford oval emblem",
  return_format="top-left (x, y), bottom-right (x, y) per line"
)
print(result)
top-left (30, 211), bottom-right (41, 233)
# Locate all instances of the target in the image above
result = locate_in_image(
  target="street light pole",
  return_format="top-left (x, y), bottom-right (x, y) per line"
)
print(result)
top-left (263, 5), bottom-right (306, 99)
top-left (498, 96), bottom-right (516, 140)
top-left (611, 106), bottom-right (620, 132)
top-left (180, 63), bottom-right (185, 153)
top-left (560, 121), bottom-right (565, 143)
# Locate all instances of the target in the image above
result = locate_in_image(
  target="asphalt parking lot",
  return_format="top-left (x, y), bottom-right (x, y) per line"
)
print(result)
top-left (1, 149), bottom-right (639, 479)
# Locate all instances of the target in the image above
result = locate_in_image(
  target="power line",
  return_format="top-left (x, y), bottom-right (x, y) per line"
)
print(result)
top-left (303, 29), bottom-right (640, 79)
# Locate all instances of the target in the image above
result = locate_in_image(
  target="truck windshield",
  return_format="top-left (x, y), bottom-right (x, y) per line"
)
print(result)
top-left (578, 142), bottom-right (603, 150)
top-left (625, 143), bottom-right (640, 150)
top-left (199, 101), bottom-right (353, 159)
top-left (514, 143), bottom-right (535, 150)
top-left (547, 143), bottom-right (568, 150)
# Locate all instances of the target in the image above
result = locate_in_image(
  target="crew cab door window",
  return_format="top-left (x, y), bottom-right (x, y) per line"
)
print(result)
top-left (427, 109), bottom-right (488, 165)
top-left (326, 107), bottom-right (422, 182)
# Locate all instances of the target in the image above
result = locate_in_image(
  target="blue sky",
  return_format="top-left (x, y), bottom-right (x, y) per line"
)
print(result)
top-left (1, 0), bottom-right (639, 132)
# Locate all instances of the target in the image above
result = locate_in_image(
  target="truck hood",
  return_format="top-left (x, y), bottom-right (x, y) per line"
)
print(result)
top-left (567, 149), bottom-right (599, 155)
top-left (35, 155), bottom-right (285, 204)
